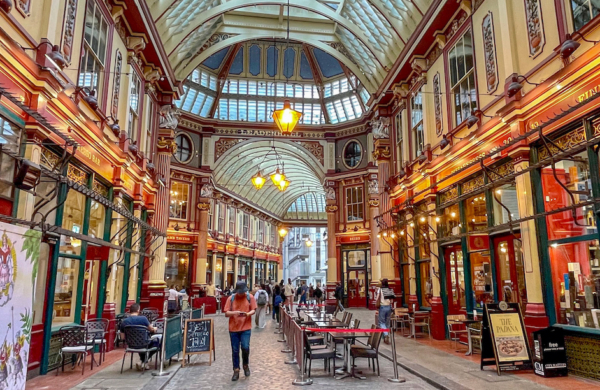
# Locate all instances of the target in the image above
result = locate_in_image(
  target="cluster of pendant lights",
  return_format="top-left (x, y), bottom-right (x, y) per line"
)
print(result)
top-left (250, 100), bottom-right (302, 192)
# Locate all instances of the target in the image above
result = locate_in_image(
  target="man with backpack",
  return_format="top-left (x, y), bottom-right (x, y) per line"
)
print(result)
top-left (224, 281), bottom-right (257, 381)
top-left (254, 284), bottom-right (269, 329)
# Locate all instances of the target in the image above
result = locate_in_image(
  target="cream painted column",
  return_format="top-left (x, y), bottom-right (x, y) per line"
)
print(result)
top-left (194, 202), bottom-right (210, 289)
top-left (513, 155), bottom-right (548, 330)
top-left (251, 258), bottom-right (257, 286)
top-left (211, 252), bottom-right (217, 285)
top-left (406, 212), bottom-right (419, 308)
top-left (127, 206), bottom-right (143, 302)
top-left (233, 255), bottom-right (239, 284)
top-left (427, 202), bottom-right (441, 297)
top-left (369, 198), bottom-right (382, 282)
top-left (17, 127), bottom-right (44, 220)
top-left (325, 204), bottom-right (338, 285)
top-left (108, 195), bottom-right (125, 308)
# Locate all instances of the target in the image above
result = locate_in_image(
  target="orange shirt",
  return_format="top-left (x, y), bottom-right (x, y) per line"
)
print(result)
top-left (223, 293), bottom-right (258, 332)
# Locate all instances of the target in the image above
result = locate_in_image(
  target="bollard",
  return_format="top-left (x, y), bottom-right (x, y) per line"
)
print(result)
top-left (292, 328), bottom-right (312, 386)
top-left (387, 330), bottom-right (406, 383)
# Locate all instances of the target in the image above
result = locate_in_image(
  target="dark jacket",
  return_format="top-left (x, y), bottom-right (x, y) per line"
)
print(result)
top-left (334, 285), bottom-right (343, 300)
top-left (314, 287), bottom-right (323, 299)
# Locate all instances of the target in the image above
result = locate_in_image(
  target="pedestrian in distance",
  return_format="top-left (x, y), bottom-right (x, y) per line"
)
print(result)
top-left (334, 282), bottom-right (344, 312)
top-left (273, 285), bottom-right (282, 322)
top-left (265, 282), bottom-right (273, 315)
top-left (314, 284), bottom-right (323, 307)
top-left (300, 281), bottom-right (309, 306)
top-left (224, 282), bottom-right (257, 381)
top-left (284, 278), bottom-right (294, 311)
top-left (376, 278), bottom-right (396, 345)
top-left (254, 284), bottom-right (269, 329)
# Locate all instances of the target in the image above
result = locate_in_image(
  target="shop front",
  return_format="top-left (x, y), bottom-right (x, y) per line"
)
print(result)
top-left (238, 257), bottom-right (251, 283)
top-left (341, 243), bottom-right (371, 308)
top-left (165, 244), bottom-right (192, 290)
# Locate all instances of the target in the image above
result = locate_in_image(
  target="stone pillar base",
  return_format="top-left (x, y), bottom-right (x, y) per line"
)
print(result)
top-left (430, 296), bottom-right (446, 340)
top-left (524, 302), bottom-right (549, 342)
top-left (102, 303), bottom-right (116, 352)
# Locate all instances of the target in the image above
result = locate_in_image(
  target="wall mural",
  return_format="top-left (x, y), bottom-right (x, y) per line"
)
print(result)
top-left (0, 224), bottom-right (42, 390)
top-left (482, 12), bottom-right (499, 93)
top-left (524, 0), bottom-right (545, 58)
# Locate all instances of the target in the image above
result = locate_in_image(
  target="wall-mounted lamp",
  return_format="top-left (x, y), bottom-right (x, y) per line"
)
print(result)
top-left (560, 32), bottom-right (599, 59)
top-left (507, 75), bottom-right (540, 98)
top-left (21, 41), bottom-right (67, 70)
top-left (465, 110), bottom-right (494, 128)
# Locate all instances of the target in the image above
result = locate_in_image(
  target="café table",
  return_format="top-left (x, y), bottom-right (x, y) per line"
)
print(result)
top-left (407, 311), bottom-right (430, 338)
top-left (460, 319), bottom-right (482, 356)
top-left (313, 320), bottom-right (345, 329)
top-left (331, 332), bottom-right (371, 380)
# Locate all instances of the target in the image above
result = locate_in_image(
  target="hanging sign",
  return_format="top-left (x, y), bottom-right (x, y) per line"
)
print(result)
top-left (0, 224), bottom-right (42, 390)
top-left (481, 302), bottom-right (531, 375)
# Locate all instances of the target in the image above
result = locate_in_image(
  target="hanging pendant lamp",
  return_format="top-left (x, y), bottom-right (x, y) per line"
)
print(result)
top-left (270, 167), bottom-right (286, 185)
top-left (276, 178), bottom-right (290, 191)
top-left (272, 99), bottom-right (302, 134)
top-left (251, 171), bottom-right (266, 189)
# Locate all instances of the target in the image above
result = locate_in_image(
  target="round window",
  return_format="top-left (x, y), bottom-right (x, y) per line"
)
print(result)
top-left (343, 140), bottom-right (362, 168)
top-left (174, 134), bottom-right (193, 163)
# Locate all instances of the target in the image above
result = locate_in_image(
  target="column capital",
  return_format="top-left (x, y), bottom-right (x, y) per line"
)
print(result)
top-left (156, 136), bottom-right (177, 155)
top-left (325, 205), bottom-right (338, 213)
top-left (198, 202), bottom-right (211, 211)
top-left (368, 198), bottom-right (380, 208)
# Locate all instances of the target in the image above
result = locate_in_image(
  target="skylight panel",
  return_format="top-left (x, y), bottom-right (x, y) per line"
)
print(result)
top-left (228, 99), bottom-right (238, 120)
top-left (305, 85), bottom-right (313, 99)
top-left (258, 101), bottom-right (266, 122)
top-left (334, 100), bottom-right (347, 121)
top-left (238, 80), bottom-right (248, 95)
top-left (351, 95), bottom-right (362, 115)
top-left (201, 96), bottom-right (214, 117)
top-left (248, 101), bottom-right (257, 121)
top-left (248, 81), bottom-right (257, 95)
top-left (182, 90), bottom-right (197, 111)
top-left (342, 97), bottom-right (356, 120)
top-left (192, 92), bottom-right (206, 114)
top-left (219, 99), bottom-right (228, 120)
top-left (238, 100), bottom-right (247, 121)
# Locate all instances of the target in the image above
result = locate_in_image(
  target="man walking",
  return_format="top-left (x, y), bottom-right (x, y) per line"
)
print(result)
top-left (284, 278), bottom-right (294, 311)
top-left (299, 281), bottom-right (308, 306)
top-left (314, 283), bottom-right (323, 307)
top-left (224, 282), bottom-right (257, 381)
top-left (334, 282), bottom-right (344, 312)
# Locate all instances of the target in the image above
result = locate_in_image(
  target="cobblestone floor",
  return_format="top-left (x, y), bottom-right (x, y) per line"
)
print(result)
top-left (162, 312), bottom-right (437, 390)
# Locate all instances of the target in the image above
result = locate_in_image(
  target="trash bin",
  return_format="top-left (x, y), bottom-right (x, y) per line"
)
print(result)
top-left (532, 326), bottom-right (568, 377)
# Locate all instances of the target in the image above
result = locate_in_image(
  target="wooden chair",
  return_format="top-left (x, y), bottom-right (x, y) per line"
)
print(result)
top-left (446, 314), bottom-right (468, 351)
top-left (410, 312), bottom-right (431, 339)
top-left (392, 308), bottom-right (410, 335)
top-left (350, 325), bottom-right (383, 376)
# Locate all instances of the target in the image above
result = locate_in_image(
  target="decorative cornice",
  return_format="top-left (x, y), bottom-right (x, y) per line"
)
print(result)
top-left (156, 137), bottom-right (177, 155)
top-left (325, 205), bottom-right (338, 212)
top-left (215, 138), bottom-right (247, 162)
top-left (292, 141), bottom-right (324, 166)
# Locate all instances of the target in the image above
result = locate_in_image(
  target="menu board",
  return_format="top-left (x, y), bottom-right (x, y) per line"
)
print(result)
top-left (182, 318), bottom-right (214, 366)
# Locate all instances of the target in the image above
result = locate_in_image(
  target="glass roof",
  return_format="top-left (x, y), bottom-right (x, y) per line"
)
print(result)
top-left (284, 192), bottom-right (327, 221)
top-left (174, 41), bottom-right (371, 124)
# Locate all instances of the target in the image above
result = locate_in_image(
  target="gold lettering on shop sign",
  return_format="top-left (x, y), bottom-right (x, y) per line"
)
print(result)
top-left (578, 85), bottom-right (600, 103)
top-left (78, 146), bottom-right (101, 167)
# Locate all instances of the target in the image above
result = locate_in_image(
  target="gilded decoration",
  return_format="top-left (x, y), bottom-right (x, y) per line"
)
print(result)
top-left (565, 335), bottom-right (600, 380)
top-left (445, 10), bottom-right (468, 42)
top-left (92, 180), bottom-right (109, 198)
top-left (593, 119), bottom-right (600, 136)
top-left (17, 0), bottom-right (30, 15)
top-left (40, 147), bottom-right (60, 170)
top-left (371, 117), bottom-right (390, 139)
top-left (488, 161), bottom-right (515, 181)
top-left (159, 105), bottom-right (180, 129)
top-left (111, 51), bottom-right (122, 118)
top-left (171, 171), bottom-right (193, 182)
top-left (292, 141), bottom-right (324, 166)
top-left (156, 137), bottom-right (177, 155)
top-left (325, 205), bottom-right (338, 212)
top-left (368, 199), bottom-right (380, 207)
top-left (537, 127), bottom-right (585, 161)
top-left (372, 146), bottom-right (391, 160)
top-left (167, 243), bottom-right (194, 251)
top-left (524, 0), bottom-right (545, 58)
top-left (214, 138), bottom-right (247, 162)
top-left (61, 0), bottom-right (77, 63)
top-left (198, 203), bottom-right (211, 211)
top-left (462, 175), bottom-right (484, 195)
top-left (215, 128), bottom-right (325, 139)
top-left (433, 73), bottom-right (442, 136)
top-left (440, 186), bottom-right (458, 205)
top-left (67, 164), bottom-right (89, 185)
top-left (482, 12), bottom-right (499, 93)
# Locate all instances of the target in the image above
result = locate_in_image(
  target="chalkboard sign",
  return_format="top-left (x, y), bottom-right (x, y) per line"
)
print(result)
top-left (481, 302), bottom-right (531, 375)
top-left (182, 318), bottom-right (214, 366)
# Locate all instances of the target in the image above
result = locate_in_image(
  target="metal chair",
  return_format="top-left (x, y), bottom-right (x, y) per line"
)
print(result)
top-left (446, 314), bottom-right (468, 351)
top-left (56, 325), bottom-right (95, 376)
top-left (121, 325), bottom-right (159, 373)
top-left (350, 325), bottom-right (383, 376)
top-left (180, 309), bottom-right (192, 330)
top-left (303, 331), bottom-right (336, 377)
top-left (392, 308), bottom-right (410, 335)
top-left (410, 312), bottom-right (431, 339)
top-left (85, 318), bottom-right (109, 365)
top-left (140, 308), bottom-right (159, 323)
top-left (115, 314), bottom-right (129, 348)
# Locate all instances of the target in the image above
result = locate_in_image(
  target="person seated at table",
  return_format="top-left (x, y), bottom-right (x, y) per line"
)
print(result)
top-left (120, 303), bottom-right (159, 371)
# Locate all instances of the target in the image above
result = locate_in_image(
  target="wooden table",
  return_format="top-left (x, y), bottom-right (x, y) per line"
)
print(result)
top-left (460, 319), bottom-right (482, 355)
top-left (314, 320), bottom-right (345, 329)
top-left (407, 311), bottom-right (430, 338)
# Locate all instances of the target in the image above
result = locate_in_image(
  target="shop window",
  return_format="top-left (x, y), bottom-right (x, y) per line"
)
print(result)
top-left (128, 71), bottom-right (141, 142)
top-left (346, 186), bottom-right (364, 221)
top-left (540, 150), bottom-right (596, 240)
top-left (410, 89), bottom-right (424, 159)
top-left (470, 251), bottom-right (494, 308)
top-left (242, 213), bottom-right (250, 239)
top-left (217, 203), bottom-right (225, 233)
top-left (492, 181), bottom-right (520, 225)
top-left (208, 199), bottom-right (214, 230)
top-left (395, 110), bottom-right (404, 172)
top-left (0, 116), bottom-right (21, 209)
top-left (448, 30), bottom-right (477, 126)
top-left (88, 200), bottom-right (105, 239)
top-left (165, 250), bottom-right (189, 289)
top-left (419, 261), bottom-right (432, 307)
top-left (78, 0), bottom-right (108, 97)
top-left (570, 0), bottom-right (600, 31)
top-left (228, 206), bottom-right (235, 234)
top-left (496, 238), bottom-right (527, 304)
top-left (417, 224), bottom-right (431, 260)
top-left (169, 181), bottom-right (189, 220)
top-left (174, 134), bottom-right (193, 163)
top-left (53, 257), bottom-right (80, 324)
top-left (439, 203), bottom-right (460, 237)
top-left (343, 140), bottom-right (363, 169)
top-left (448, 249), bottom-right (466, 309)
top-left (401, 262), bottom-right (410, 306)
top-left (465, 194), bottom-right (487, 232)
top-left (258, 220), bottom-right (264, 243)
top-left (549, 239), bottom-right (600, 328)
top-left (60, 189), bottom-right (86, 256)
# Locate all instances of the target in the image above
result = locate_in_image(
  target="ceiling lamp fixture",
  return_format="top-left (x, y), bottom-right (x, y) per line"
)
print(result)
top-left (305, 238), bottom-right (313, 247)
top-left (270, 167), bottom-right (285, 186)
top-left (251, 171), bottom-right (266, 189)
top-left (273, 99), bottom-right (302, 134)
top-left (277, 178), bottom-right (290, 191)
top-left (279, 227), bottom-right (289, 238)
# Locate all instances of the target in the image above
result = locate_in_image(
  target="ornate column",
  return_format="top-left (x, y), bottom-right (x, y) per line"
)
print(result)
top-left (406, 211), bottom-right (419, 310)
top-left (193, 198), bottom-right (211, 293)
top-left (251, 258), bottom-right (256, 286)
top-left (233, 254), bottom-right (239, 284)
top-left (512, 151), bottom-right (549, 336)
top-left (127, 203), bottom-right (143, 308)
top-left (325, 185), bottom-right (338, 303)
top-left (427, 199), bottom-right (444, 339)
top-left (146, 105), bottom-right (178, 316)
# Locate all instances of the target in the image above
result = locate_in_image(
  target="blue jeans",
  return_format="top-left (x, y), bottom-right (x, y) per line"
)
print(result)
top-left (379, 305), bottom-right (392, 336)
top-left (229, 330), bottom-right (251, 370)
top-left (300, 295), bottom-right (307, 304)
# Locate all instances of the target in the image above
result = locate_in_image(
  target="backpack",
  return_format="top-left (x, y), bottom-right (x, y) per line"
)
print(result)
top-left (257, 290), bottom-right (268, 306)
top-left (230, 292), bottom-right (251, 305)
top-left (274, 295), bottom-right (283, 306)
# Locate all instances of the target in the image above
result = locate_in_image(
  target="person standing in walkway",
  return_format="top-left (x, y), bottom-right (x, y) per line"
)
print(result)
top-left (284, 278), bottom-right (294, 311)
top-left (314, 284), bottom-right (323, 307)
top-left (206, 281), bottom-right (216, 297)
top-left (224, 282), bottom-right (257, 381)
top-left (168, 284), bottom-right (186, 313)
top-left (299, 281), bottom-right (308, 306)
top-left (334, 282), bottom-right (344, 312)
top-left (254, 284), bottom-right (269, 328)
top-left (376, 278), bottom-right (395, 345)
top-left (265, 282), bottom-right (273, 315)
top-left (273, 284), bottom-right (282, 321)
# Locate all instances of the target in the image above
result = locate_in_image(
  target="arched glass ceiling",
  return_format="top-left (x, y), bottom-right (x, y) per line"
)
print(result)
top-left (284, 192), bottom-right (326, 221)
top-left (174, 42), bottom-right (371, 124)
top-left (212, 140), bottom-right (326, 217)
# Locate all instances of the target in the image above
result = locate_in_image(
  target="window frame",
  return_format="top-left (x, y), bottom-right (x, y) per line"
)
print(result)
top-left (169, 180), bottom-right (190, 221)
top-left (345, 185), bottom-right (364, 222)
top-left (410, 88), bottom-right (425, 160)
top-left (446, 28), bottom-right (478, 128)
top-left (127, 69), bottom-right (142, 143)
top-left (568, 0), bottom-right (600, 31)
top-left (341, 139), bottom-right (363, 170)
top-left (174, 133), bottom-right (194, 164)
top-left (395, 109), bottom-right (404, 173)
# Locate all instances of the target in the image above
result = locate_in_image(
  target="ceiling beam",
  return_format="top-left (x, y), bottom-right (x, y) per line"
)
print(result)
top-left (208, 43), bottom-right (242, 118)
top-left (302, 43), bottom-right (330, 124)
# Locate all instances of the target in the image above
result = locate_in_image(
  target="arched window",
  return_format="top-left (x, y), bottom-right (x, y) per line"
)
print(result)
top-left (174, 133), bottom-right (193, 163)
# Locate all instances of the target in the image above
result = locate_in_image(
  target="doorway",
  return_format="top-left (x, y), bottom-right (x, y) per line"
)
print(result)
top-left (493, 234), bottom-right (527, 306)
top-left (444, 244), bottom-right (465, 314)
top-left (341, 247), bottom-right (370, 308)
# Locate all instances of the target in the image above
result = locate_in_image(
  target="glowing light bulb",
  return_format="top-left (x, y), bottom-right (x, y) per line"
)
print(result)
top-left (435, 217), bottom-right (440, 222)
top-left (451, 212), bottom-right (456, 218)
top-left (282, 108), bottom-right (293, 123)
